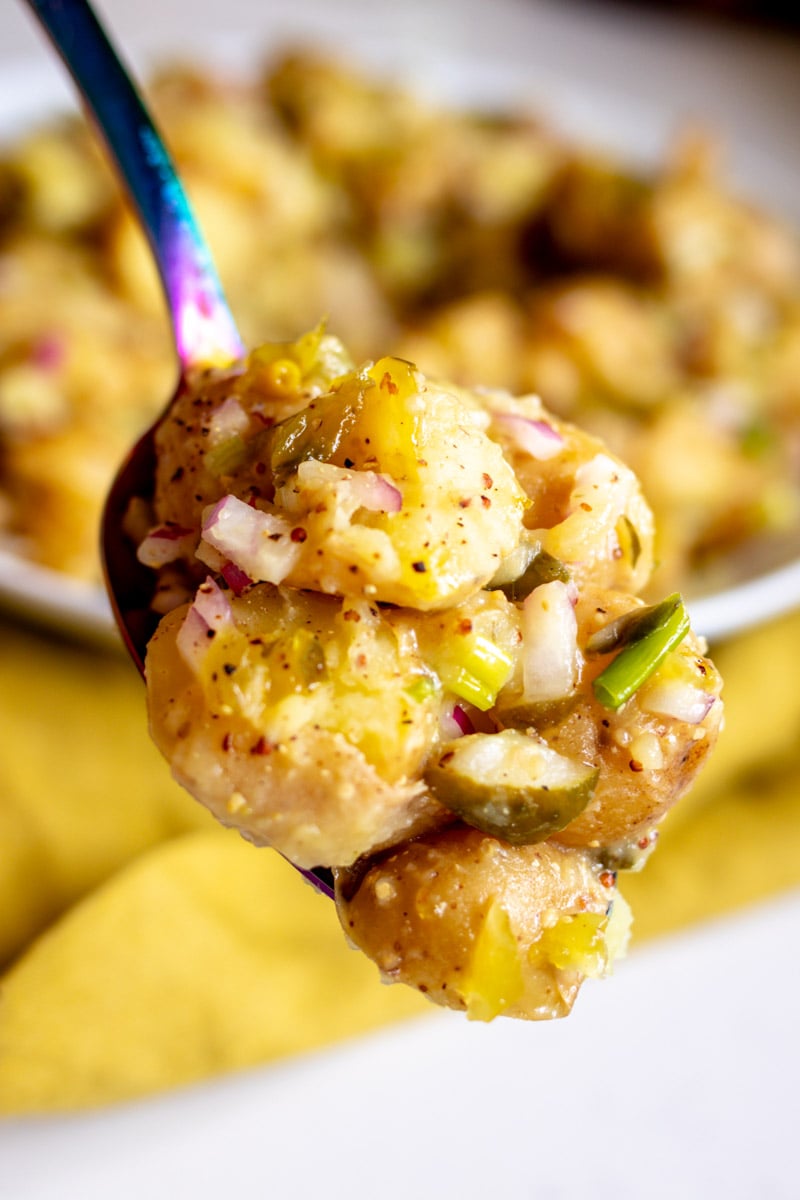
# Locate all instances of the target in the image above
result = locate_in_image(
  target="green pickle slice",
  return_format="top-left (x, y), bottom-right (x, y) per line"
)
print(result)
top-left (424, 729), bottom-right (598, 845)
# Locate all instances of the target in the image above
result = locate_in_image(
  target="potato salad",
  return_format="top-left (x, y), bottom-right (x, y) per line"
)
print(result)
top-left (138, 326), bottom-right (722, 1021)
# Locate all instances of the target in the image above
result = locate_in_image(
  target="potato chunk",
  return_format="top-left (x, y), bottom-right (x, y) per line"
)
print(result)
top-left (336, 827), bottom-right (630, 1021)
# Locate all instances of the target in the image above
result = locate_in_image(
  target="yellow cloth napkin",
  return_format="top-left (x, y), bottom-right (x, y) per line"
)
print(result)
top-left (0, 827), bottom-right (427, 1114)
top-left (1, 607), bottom-right (799, 1113)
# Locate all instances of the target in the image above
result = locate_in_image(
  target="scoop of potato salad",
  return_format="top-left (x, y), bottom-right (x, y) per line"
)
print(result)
top-left (139, 324), bottom-right (722, 1021)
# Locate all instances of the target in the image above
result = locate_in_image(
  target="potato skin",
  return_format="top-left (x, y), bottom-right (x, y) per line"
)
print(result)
top-left (336, 826), bottom-right (618, 1021)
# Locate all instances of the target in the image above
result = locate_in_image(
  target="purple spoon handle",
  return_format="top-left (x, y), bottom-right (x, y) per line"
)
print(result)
top-left (23, 0), bottom-right (244, 370)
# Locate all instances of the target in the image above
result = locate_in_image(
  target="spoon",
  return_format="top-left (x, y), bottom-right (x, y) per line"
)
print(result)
top-left (24, 0), bottom-right (336, 898)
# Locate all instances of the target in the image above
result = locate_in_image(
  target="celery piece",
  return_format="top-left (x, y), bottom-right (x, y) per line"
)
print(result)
top-left (437, 635), bottom-right (513, 711)
top-left (592, 594), bottom-right (690, 710)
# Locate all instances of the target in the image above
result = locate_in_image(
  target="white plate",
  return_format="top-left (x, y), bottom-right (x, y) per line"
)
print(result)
top-left (1, 3), bottom-right (799, 1195)
top-left (2, 893), bottom-right (798, 1200)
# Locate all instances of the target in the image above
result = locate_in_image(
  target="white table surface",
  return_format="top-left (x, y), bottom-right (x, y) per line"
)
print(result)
top-left (1, 3), bottom-right (799, 1197)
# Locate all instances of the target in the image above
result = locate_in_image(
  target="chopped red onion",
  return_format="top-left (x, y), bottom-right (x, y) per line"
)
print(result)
top-left (494, 413), bottom-right (565, 461)
top-left (452, 704), bottom-right (475, 735)
top-left (136, 523), bottom-right (195, 567)
top-left (344, 470), bottom-right (403, 513)
top-left (193, 575), bottom-right (233, 627)
top-left (220, 560), bottom-right (253, 596)
top-left (202, 494), bottom-right (302, 584)
top-left (31, 333), bottom-right (66, 371)
top-left (176, 577), bottom-right (233, 673)
top-left (439, 701), bottom-right (496, 739)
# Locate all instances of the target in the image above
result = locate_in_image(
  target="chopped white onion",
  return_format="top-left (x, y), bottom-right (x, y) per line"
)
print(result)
top-left (640, 681), bottom-right (716, 725)
top-left (522, 579), bottom-right (580, 702)
top-left (494, 413), bottom-right (565, 461)
top-left (209, 395), bottom-right (249, 444)
top-left (201, 494), bottom-right (302, 584)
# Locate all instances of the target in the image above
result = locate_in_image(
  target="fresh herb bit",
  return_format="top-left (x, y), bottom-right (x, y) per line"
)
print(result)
top-left (586, 592), bottom-right (684, 658)
top-left (592, 593), bottom-right (690, 710)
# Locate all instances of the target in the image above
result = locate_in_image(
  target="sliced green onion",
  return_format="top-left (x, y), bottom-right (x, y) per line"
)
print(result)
top-left (586, 593), bottom-right (685, 659)
top-left (437, 635), bottom-right (513, 711)
top-left (592, 593), bottom-right (689, 710)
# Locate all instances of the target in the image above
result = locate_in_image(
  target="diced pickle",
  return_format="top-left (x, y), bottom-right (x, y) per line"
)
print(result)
top-left (424, 729), bottom-right (598, 844)
top-left (494, 692), bottom-right (579, 731)
top-left (487, 541), bottom-right (570, 601)
top-left (264, 385), bottom-right (367, 486)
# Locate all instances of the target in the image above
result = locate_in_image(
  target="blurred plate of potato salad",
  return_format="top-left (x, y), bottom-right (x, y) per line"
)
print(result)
top-left (2, 46), bottom-right (800, 637)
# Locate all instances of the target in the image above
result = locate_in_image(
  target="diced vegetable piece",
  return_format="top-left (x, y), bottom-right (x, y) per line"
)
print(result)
top-left (493, 413), bottom-right (566, 461)
top-left (204, 433), bottom-right (249, 478)
top-left (136, 523), bottom-right (195, 568)
top-left (175, 577), bottom-right (233, 674)
top-left (201, 495), bottom-right (302, 584)
top-left (461, 900), bottom-right (525, 1022)
top-left (488, 540), bottom-right (570, 601)
top-left (638, 653), bottom-right (717, 725)
top-left (521, 580), bottom-right (580, 703)
top-left (592, 593), bottom-right (690, 710)
top-left (424, 729), bottom-right (598, 844)
top-left (615, 514), bottom-right (641, 569)
top-left (494, 693), bottom-right (578, 731)
top-left (263, 387), bottom-right (366, 486)
top-left (586, 592), bottom-right (684, 658)
top-left (433, 634), bottom-right (513, 711)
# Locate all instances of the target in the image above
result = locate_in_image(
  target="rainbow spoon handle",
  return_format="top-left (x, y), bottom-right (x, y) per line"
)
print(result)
top-left (24, 0), bottom-right (244, 370)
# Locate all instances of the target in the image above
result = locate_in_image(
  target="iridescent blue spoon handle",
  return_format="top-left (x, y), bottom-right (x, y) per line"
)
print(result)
top-left (23, 0), bottom-right (244, 370)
